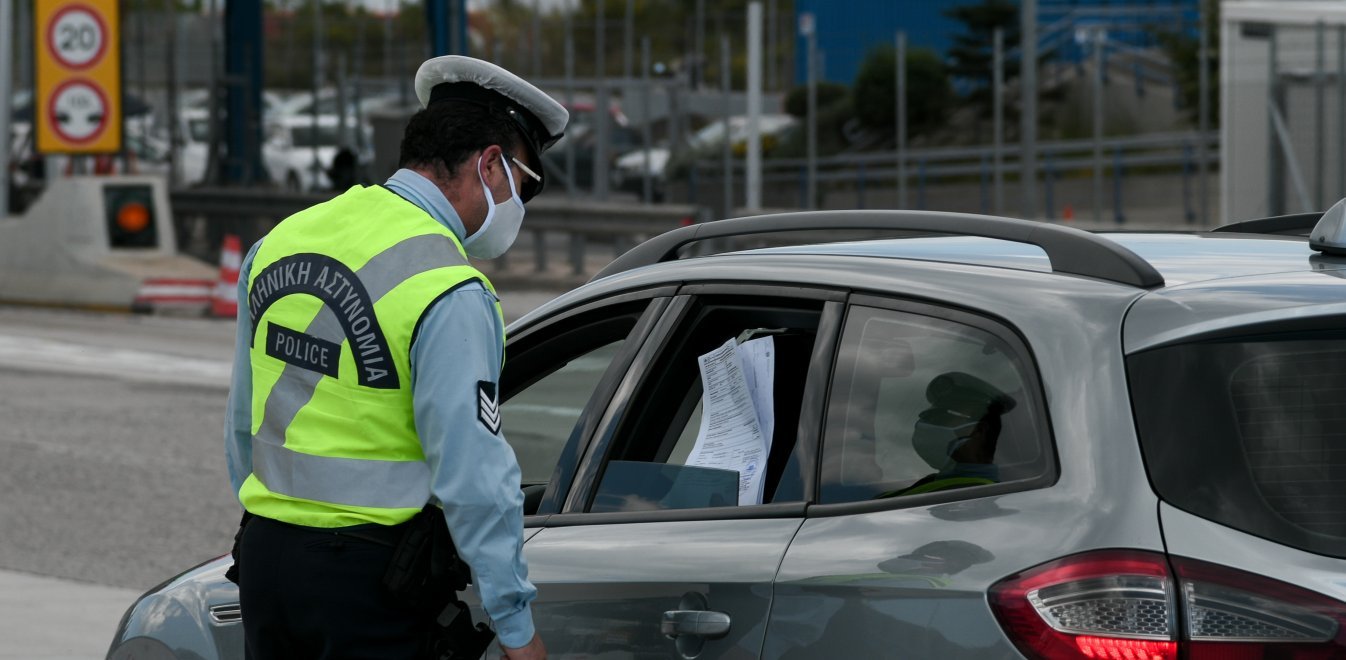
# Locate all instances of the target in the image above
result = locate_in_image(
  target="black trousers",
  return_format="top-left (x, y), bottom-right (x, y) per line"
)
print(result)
top-left (238, 515), bottom-right (438, 660)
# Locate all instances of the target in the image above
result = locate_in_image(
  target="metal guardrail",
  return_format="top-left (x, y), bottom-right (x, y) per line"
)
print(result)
top-left (169, 187), bottom-right (704, 277)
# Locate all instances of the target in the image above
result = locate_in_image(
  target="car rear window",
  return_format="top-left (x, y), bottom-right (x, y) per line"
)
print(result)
top-left (1128, 329), bottom-right (1346, 558)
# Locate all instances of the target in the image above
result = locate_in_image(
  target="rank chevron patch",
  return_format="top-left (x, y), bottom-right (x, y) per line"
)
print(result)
top-left (477, 381), bottom-right (501, 435)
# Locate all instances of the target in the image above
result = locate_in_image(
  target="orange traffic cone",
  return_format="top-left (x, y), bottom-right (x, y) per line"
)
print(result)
top-left (1062, 204), bottom-right (1075, 223)
top-left (211, 234), bottom-right (242, 318)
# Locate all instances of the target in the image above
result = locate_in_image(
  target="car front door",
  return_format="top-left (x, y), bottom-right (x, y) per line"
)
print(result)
top-left (519, 288), bottom-right (844, 659)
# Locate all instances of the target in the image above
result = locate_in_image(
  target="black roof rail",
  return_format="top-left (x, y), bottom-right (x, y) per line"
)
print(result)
top-left (1212, 212), bottom-right (1322, 236)
top-left (591, 210), bottom-right (1165, 289)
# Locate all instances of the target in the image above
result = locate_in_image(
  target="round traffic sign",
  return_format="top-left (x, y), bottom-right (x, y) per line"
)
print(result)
top-left (47, 4), bottom-right (108, 70)
top-left (48, 79), bottom-right (110, 144)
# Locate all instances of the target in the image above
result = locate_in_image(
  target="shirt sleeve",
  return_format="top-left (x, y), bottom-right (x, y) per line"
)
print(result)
top-left (224, 241), bottom-right (262, 498)
top-left (411, 283), bottom-right (538, 649)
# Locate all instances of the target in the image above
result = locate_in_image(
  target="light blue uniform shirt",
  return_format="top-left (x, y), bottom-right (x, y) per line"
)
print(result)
top-left (224, 169), bottom-right (537, 648)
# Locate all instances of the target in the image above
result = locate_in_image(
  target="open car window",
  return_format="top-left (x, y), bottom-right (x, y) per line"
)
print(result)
top-left (501, 297), bottom-right (665, 516)
top-left (583, 294), bottom-right (825, 514)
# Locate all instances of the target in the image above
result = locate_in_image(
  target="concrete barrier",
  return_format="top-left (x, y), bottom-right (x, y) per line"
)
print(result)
top-left (0, 175), bottom-right (215, 311)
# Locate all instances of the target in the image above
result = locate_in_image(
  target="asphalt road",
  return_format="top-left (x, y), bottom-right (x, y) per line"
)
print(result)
top-left (0, 289), bottom-right (562, 592)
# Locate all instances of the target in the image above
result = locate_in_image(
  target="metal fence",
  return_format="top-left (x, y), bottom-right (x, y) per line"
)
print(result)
top-left (681, 130), bottom-right (1218, 225)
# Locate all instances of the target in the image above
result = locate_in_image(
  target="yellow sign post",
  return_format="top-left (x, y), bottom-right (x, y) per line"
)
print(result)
top-left (34, 0), bottom-right (121, 154)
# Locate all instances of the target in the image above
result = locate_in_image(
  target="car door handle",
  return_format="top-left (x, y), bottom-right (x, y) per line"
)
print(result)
top-left (661, 609), bottom-right (731, 639)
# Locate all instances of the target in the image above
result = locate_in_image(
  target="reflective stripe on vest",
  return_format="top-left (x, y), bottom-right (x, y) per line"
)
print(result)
top-left (250, 232), bottom-right (470, 510)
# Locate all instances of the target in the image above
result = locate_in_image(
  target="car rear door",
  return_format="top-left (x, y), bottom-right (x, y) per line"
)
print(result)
top-left (519, 287), bottom-right (844, 659)
top-left (764, 294), bottom-right (1100, 658)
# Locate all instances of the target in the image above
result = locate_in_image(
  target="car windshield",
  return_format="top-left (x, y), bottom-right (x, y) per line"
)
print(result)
top-left (1128, 325), bottom-right (1346, 558)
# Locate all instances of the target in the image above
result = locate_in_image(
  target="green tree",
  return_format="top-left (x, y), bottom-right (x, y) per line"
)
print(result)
top-left (1153, 2), bottom-right (1218, 125)
top-left (783, 81), bottom-right (849, 118)
top-left (852, 44), bottom-right (951, 135)
top-left (944, 0), bottom-right (1019, 117)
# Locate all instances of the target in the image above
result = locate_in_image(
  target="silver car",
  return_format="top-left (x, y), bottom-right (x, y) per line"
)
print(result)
top-left (108, 206), bottom-right (1346, 659)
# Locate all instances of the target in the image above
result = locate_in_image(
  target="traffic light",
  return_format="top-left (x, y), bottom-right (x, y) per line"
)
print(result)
top-left (103, 184), bottom-right (158, 248)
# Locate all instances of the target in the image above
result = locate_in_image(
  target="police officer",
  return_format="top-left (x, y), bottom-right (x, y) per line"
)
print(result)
top-left (223, 55), bottom-right (565, 659)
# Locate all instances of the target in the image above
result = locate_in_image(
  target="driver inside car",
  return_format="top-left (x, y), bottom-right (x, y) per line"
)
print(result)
top-left (879, 371), bottom-right (1016, 498)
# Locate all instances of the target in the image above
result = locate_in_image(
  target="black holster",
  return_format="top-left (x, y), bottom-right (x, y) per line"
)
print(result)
top-left (382, 505), bottom-right (496, 659)
top-left (223, 511), bottom-right (252, 585)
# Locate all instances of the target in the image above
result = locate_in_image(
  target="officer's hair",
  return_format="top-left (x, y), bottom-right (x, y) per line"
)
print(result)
top-left (397, 101), bottom-right (524, 177)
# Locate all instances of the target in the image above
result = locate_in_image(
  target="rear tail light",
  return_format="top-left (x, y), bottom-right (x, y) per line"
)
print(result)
top-left (990, 550), bottom-right (1346, 660)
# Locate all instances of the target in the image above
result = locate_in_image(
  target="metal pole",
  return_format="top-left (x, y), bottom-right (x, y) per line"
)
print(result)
top-left (1197, 0), bottom-right (1210, 224)
top-left (564, 9), bottom-right (575, 199)
top-left (805, 26), bottom-right (817, 209)
top-left (1316, 20), bottom-right (1326, 210)
top-left (623, 0), bottom-right (634, 81)
top-left (354, 18), bottom-right (367, 156)
top-left (593, 0), bottom-right (609, 199)
top-left (897, 31), bottom-right (907, 209)
top-left (695, 0), bottom-right (705, 88)
top-left (1268, 27), bottom-right (1282, 216)
top-left (1339, 25), bottom-right (1345, 200)
top-left (1270, 99), bottom-right (1313, 212)
top-left (0, 0), bottom-right (12, 217)
top-left (15, 0), bottom-right (28, 92)
top-left (1020, 0), bottom-right (1038, 219)
top-left (311, 0), bottom-right (323, 189)
top-left (204, 0), bottom-right (221, 184)
top-left (137, 0), bottom-right (148, 148)
top-left (641, 36), bottom-right (653, 204)
top-left (993, 27), bottom-right (1004, 215)
top-left (1092, 28), bottom-right (1104, 222)
top-left (165, 0), bottom-right (180, 187)
top-left (533, 0), bottom-right (542, 78)
top-left (722, 33), bottom-right (732, 217)
top-left (746, 1), bottom-right (763, 211)
top-left (338, 53), bottom-right (350, 149)
top-left (384, 0), bottom-right (394, 84)
top-left (449, 0), bottom-right (461, 56)
top-left (766, 0), bottom-right (777, 91)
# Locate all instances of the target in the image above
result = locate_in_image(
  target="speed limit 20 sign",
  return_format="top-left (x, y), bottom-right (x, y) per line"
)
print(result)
top-left (35, 0), bottom-right (121, 154)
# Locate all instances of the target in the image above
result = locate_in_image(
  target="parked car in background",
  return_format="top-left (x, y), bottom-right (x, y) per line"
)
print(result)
top-left (108, 205), bottom-right (1346, 659)
top-left (543, 98), bottom-right (644, 194)
top-left (612, 113), bottom-right (796, 201)
top-left (173, 108), bottom-right (290, 187)
top-left (265, 114), bottom-right (372, 191)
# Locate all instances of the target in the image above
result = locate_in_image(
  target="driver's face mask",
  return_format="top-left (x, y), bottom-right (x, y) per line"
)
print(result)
top-left (463, 154), bottom-right (525, 260)
top-left (911, 409), bottom-right (979, 471)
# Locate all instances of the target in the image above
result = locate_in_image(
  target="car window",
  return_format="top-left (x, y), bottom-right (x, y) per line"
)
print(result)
top-left (501, 299), bottom-right (660, 516)
top-left (819, 304), bottom-right (1050, 505)
top-left (587, 295), bottom-right (823, 513)
top-left (503, 341), bottom-right (623, 486)
top-left (1128, 327), bottom-right (1346, 559)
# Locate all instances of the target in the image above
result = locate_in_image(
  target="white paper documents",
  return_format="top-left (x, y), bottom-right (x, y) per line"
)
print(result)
top-left (685, 336), bottom-right (776, 505)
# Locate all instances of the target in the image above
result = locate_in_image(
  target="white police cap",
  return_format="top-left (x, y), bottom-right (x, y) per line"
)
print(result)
top-left (414, 56), bottom-right (568, 194)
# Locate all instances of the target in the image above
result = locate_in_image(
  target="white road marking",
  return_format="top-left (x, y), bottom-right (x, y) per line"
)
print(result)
top-left (0, 332), bottom-right (232, 388)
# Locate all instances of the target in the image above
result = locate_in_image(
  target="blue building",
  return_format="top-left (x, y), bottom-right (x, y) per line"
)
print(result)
top-left (794, 0), bottom-right (1199, 86)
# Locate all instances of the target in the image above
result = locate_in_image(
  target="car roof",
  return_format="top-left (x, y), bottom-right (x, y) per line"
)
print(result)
top-left (557, 211), bottom-right (1346, 356)
top-left (747, 231), bottom-right (1345, 288)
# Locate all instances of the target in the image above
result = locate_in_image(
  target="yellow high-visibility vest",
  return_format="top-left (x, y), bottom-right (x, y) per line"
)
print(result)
top-left (240, 185), bottom-right (502, 528)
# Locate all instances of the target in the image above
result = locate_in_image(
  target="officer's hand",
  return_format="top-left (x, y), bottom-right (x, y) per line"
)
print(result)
top-left (500, 633), bottom-right (546, 660)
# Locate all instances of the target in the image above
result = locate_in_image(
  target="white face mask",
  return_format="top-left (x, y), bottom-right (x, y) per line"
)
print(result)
top-left (463, 154), bottom-right (525, 259)
top-left (911, 413), bottom-right (978, 471)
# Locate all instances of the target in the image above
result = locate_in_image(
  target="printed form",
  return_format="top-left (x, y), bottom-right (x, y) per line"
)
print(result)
top-left (685, 336), bottom-right (776, 505)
